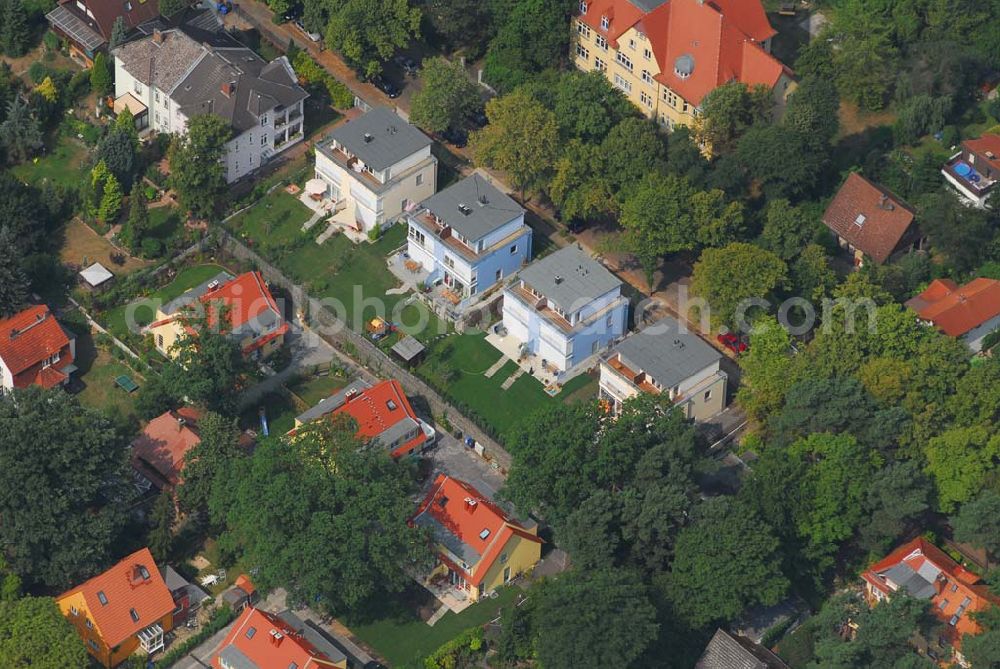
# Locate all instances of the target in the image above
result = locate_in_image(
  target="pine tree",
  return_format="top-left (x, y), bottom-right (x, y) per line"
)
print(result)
top-left (98, 173), bottom-right (123, 223)
top-left (0, 98), bottom-right (42, 163)
top-left (90, 52), bottom-right (113, 96)
top-left (108, 16), bottom-right (128, 50)
top-left (0, 228), bottom-right (29, 317)
top-left (121, 193), bottom-right (149, 253)
top-left (0, 0), bottom-right (30, 57)
top-left (148, 493), bottom-right (175, 562)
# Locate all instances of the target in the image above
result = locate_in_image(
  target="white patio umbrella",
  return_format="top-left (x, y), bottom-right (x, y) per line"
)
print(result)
top-left (304, 178), bottom-right (327, 196)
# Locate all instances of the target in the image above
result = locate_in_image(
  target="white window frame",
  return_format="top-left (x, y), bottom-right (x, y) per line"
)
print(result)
top-left (613, 74), bottom-right (632, 93)
top-left (616, 52), bottom-right (633, 72)
top-left (594, 57), bottom-right (606, 72)
top-left (595, 35), bottom-right (608, 51)
top-left (600, 15), bottom-right (609, 29)
top-left (576, 44), bottom-right (589, 61)
top-left (641, 70), bottom-right (653, 85)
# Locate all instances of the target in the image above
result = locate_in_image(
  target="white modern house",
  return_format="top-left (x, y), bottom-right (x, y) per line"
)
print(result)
top-left (313, 107), bottom-right (437, 235)
top-left (498, 246), bottom-right (628, 378)
top-left (599, 316), bottom-right (727, 421)
top-left (404, 174), bottom-right (531, 318)
top-left (112, 27), bottom-right (308, 183)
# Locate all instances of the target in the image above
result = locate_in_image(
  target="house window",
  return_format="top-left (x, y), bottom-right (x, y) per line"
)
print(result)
top-left (154, 91), bottom-right (159, 102)
top-left (89, 640), bottom-right (99, 651)
top-left (595, 35), bottom-right (608, 51)
top-left (613, 74), bottom-right (631, 93)
top-left (97, 591), bottom-right (108, 606)
top-left (606, 315), bottom-right (613, 327)
top-left (600, 15), bottom-right (608, 29)
top-left (261, 115), bottom-right (268, 126)
top-left (663, 89), bottom-right (678, 107)
top-left (641, 70), bottom-right (653, 85)
top-left (509, 244), bottom-right (517, 254)
top-left (85, 618), bottom-right (93, 629)
top-left (444, 255), bottom-right (455, 269)
top-left (576, 44), bottom-right (589, 61)
top-left (495, 269), bottom-right (502, 281)
top-left (616, 52), bottom-right (633, 72)
top-left (579, 0), bottom-right (587, 13)
top-left (592, 339), bottom-right (601, 354)
top-left (133, 81), bottom-right (142, 94)
top-left (70, 606), bottom-right (78, 615)
top-left (594, 57), bottom-right (606, 72)
top-left (124, 1), bottom-right (131, 10)
top-left (704, 389), bottom-right (712, 401)
top-left (246, 627), bottom-right (257, 639)
top-left (156, 334), bottom-right (164, 348)
top-left (416, 173), bottom-right (423, 186)
top-left (409, 226), bottom-right (426, 246)
top-left (129, 608), bottom-right (139, 622)
top-left (576, 21), bottom-right (590, 39)
top-left (628, 38), bottom-right (635, 50)
top-left (401, 198), bottom-right (407, 211)
top-left (261, 134), bottom-right (267, 146)
top-left (640, 91), bottom-right (652, 108)
top-left (682, 101), bottom-right (689, 113)
top-left (643, 47), bottom-right (651, 60)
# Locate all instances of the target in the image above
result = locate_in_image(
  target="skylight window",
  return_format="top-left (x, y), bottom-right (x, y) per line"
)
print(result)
top-left (139, 566), bottom-right (150, 580)
top-left (97, 591), bottom-right (108, 606)
top-left (387, 400), bottom-right (397, 410)
top-left (246, 627), bottom-right (257, 639)
top-left (854, 213), bottom-right (866, 227)
top-left (480, 529), bottom-right (491, 540)
top-left (130, 608), bottom-right (140, 622)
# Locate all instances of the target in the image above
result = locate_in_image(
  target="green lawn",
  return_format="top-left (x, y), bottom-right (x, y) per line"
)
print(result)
top-left (12, 134), bottom-right (89, 187)
top-left (147, 205), bottom-right (184, 241)
top-left (104, 263), bottom-right (230, 338)
top-left (417, 333), bottom-right (586, 440)
top-left (240, 390), bottom-right (299, 436)
top-left (227, 191), bottom-right (314, 250)
top-left (62, 310), bottom-right (142, 422)
top-left (286, 372), bottom-right (349, 406)
top-left (348, 585), bottom-right (519, 668)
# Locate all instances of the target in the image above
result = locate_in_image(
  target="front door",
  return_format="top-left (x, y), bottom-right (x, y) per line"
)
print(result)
top-left (503, 566), bottom-right (511, 583)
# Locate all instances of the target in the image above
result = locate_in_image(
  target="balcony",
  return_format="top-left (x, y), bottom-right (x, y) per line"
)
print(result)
top-left (605, 356), bottom-right (661, 395)
top-left (943, 152), bottom-right (998, 203)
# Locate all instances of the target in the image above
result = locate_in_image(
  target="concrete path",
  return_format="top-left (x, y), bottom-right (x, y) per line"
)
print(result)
top-left (426, 605), bottom-right (449, 626)
top-left (483, 355), bottom-right (510, 379)
top-left (302, 208), bottom-right (327, 232)
top-left (315, 222), bottom-right (338, 245)
top-left (500, 367), bottom-right (525, 390)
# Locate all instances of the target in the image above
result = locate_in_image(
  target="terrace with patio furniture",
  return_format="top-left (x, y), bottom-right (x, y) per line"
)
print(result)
top-left (942, 133), bottom-right (1000, 208)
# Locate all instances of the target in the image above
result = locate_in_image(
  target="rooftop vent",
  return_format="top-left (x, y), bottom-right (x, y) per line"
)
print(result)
top-left (129, 608), bottom-right (140, 622)
top-left (207, 280), bottom-right (221, 291)
top-left (363, 132), bottom-right (374, 143)
top-left (477, 194), bottom-right (489, 206)
top-left (270, 629), bottom-right (285, 646)
top-left (386, 399), bottom-right (397, 410)
top-left (220, 82), bottom-right (235, 98)
top-left (554, 275), bottom-right (564, 285)
top-left (878, 194), bottom-right (895, 211)
top-left (986, 151), bottom-right (997, 159)
top-left (458, 203), bottom-right (472, 216)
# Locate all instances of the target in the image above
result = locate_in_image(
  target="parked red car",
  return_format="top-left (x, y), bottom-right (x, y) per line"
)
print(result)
top-left (717, 332), bottom-right (748, 355)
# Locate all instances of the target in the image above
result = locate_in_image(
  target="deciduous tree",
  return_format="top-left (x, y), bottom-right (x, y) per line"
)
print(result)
top-left (952, 489), bottom-right (1000, 559)
top-left (177, 412), bottom-right (243, 516)
top-left (482, 0), bottom-right (569, 92)
top-left (924, 426), bottom-right (1000, 512)
top-left (0, 596), bottom-right (88, 667)
top-left (0, 227), bottom-right (29, 316)
top-left (409, 57), bottom-right (480, 134)
top-left (324, 0), bottom-right (421, 78)
top-left (690, 242), bottom-right (787, 328)
top-left (168, 114), bottom-right (232, 218)
top-left (0, 388), bottom-right (131, 588)
top-left (694, 81), bottom-right (771, 153)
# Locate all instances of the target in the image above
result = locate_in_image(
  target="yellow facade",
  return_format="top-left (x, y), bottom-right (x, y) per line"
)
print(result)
top-left (473, 530), bottom-right (543, 600)
top-left (57, 592), bottom-right (173, 668)
top-left (572, 20), bottom-right (793, 132)
top-left (148, 310), bottom-right (285, 360)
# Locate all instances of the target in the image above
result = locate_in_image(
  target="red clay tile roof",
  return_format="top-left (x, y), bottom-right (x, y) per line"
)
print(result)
top-left (0, 305), bottom-right (75, 390)
top-left (58, 548), bottom-right (175, 649)
top-left (862, 538), bottom-right (1000, 650)
top-left (200, 271), bottom-right (285, 336)
top-left (213, 607), bottom-right (340, 669)
top-left (131, 407), bottom-right (202, 487)
top-left (234, 574), bottom-right (256, 596)
top-left (412, 474), bottom-right (541, 586)
top-left (963, 134), bottom-right (1000, 173)
top-left (579, 0), bottom-right (785, 106)
top-left (905, 278), bottom-right (1000, 337)
top-left (329, 380), bottom-right (429, 458)
top-left (56, 0), bottom-right (161, 40)
top-left (822, 173), bottom-right (916, 264)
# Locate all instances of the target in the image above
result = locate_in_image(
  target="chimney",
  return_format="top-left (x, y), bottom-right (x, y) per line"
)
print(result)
top-left (269, 630), bottom-right (284, 646)
top-left (464, 497), bottom-right (478, 513)
top-left (177, 415), bottom-right (187, 431)
top-left (152, 29), bottom-right (163, 44)
top-left (878, 194), bottom-right (894, 211)
top-left (220, 82), bottom-right (235, 98)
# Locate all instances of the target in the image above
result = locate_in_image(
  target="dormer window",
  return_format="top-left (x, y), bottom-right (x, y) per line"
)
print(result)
top-left (579, 0), bottom-right (587, 13)
top-left (674, 54), bottom-right (694, 79)
top-left (600, 15), bottom-right (609, 29)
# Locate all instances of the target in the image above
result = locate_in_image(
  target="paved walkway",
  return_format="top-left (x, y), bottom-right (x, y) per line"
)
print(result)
top-left (483, 355), bottom-right (510, 379)
top-left (499, 367), bottom-right (524, 390)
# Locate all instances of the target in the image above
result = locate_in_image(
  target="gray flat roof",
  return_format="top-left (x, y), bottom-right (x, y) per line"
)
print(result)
top-left (294, 380), bottom-right (371, 426)
top-left (327, 107), bottom-right (431, 172)
top-left (608, 317), bottom-right (721, 390)
top-left (391, 335), bottom-right (425, 361)
top-left (276, 610), bottom-right (348, 664)
top-left (162, 271), bottom-right (234, 314)
top-left (216, 645), bottom-right (257, 669)
top-left (418, 174), bottom-right (524, 242)
top-left (515, 246), bottom-right (621, 312)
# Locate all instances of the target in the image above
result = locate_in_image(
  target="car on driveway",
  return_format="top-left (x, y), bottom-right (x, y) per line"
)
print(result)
top-left (293, 20), bottom-right (321, 42)
top-left (440, 127), bottom-right (468, 148)
top-left (370, 74), bottom-right (401, 98)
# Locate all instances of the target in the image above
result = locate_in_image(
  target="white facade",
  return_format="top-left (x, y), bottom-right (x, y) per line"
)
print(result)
top-left (112, 52), bottom-right (305, 184)
top-left (0, 358), bottom-right (13, 393)
top-left (598, 354), bottom-right (726, 421)
top-left (314, 142), bottom-right (437, 233)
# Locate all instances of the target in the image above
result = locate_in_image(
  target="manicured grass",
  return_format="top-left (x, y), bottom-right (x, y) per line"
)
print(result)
top-left (228, 191), bottom-right (313, 250)
top-left (240, 390), bottom-right (299, 436)
top-left (63, 311), bottom-right (142, 421)
top-left (417, 333), bottom-right (577, 440)
top-left (12, 134), bottom-right (89, 187)
top-left (348, 584), bottom-right (519, 668)
top-left (146, 205), bottom-right (184, 241)
top-left (104, 263), bottom-right (229, 338)
top-left (286, 372), bottom-right (349, 406)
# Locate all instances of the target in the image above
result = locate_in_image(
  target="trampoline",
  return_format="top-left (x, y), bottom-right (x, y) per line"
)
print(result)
top-left (954, 162), bottom-right (973, 177)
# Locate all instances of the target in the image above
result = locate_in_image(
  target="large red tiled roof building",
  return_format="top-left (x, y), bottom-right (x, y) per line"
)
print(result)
top-left (862, 538), bottom-right (1000, 666)
top-left (0, 305), bottom-right (77, 393)
top-left (906, 278), bottom-right (1000, 353)
top-left (292, 379), bottom-right (436, 458)
top-left (213, 607), bottom-right (347, 669)
top-left (572, 0), bottom-right (792, 131)
top-left (131, 407), bottom-right (202, 491)
top-left (56, 548), bottom-right (177, 667)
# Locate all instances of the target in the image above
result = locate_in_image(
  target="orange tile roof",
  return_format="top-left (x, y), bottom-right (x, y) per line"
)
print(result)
top-left (326, 380), bottom-right (429, 458)
top-left (963, 134), bottom-right (1000, 173)
top-left (199, 271), bottom-right (288, 346)
top-left (579, 0), bottom-right (785, 106)
top-left (234, 573), bottom-right (256, 596)
top-left (822, 173), bottom-right (916, 264)
top-left (862, 538), bottom-right (1000, 650)
top-left (0, 305), bottom-right (75, 389)
top-left (412, 474), bottom-right (541, 586)
top-left (58, 548), bottom-right (176, 649)
top-left (130, 407), bottom-right (202, 487)
top-left (213, 607), bottom-right (341, 669)
top-left (905, 278), bottom-right (1000, 337)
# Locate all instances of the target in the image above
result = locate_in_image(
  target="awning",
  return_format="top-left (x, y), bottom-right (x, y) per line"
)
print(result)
top-left (305, 178), bottom-right (327, 195)
top-left (113, 93), bottom-right (148, 118)
top-left (79, 262), bottom-right (114, 287)
top-left (45, 5), bottom-right (104, 53)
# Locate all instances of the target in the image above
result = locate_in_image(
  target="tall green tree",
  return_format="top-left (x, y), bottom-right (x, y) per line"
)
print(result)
top-left (0, 388), bottom-right (131, 588)
top-left (952, 489), bottom-right (1000, 559)
top-left (757, 198), bottom-right (817, 261)
top-left (471, 88), bottom-right (558, 199)
top-left (212, 418), bottom-right (431, 614)
top-left (963, 606), bottom-right (1000, 669)
top-left (667, 496), bottom-right (789, 628)
top-left (161, 331), bottom-right (248, 416)
top-left (0, 227), bottom-right (29, 316)
top-left (694, 81), bottom-right (771, 153)
top-left (736, 316), bottom-right (796, 423)
top-left (96, 126), bottom-right (138, 191)
top-left (548, 139), bottom-right (614, 222)
top-left (783, 76), bottom-right (841, 147)
top-left (418, 0), bottom-right (491, 51)
top-left (551, 70), bottom-right (634, 143)
top-left (121, 191), bottom-right (149, 254)
top-left (177, 412), bottom-right (243, 516)
top-left (533, 569), bottom-right (658, 669)
top-left (168, 114), bottom-right (232, 218)
top-left (0, 0), bottom-right (29, 57)
top-left (735, 125), bottom-right (825, 200)
top-left (90, 52), bottom-right (113, 96)
top-left (0, 596), bottom-right (88, 667)
top-left (600, 117), bottom-right (668, 204)
top-left (689, 242), bottom-right (787, 328)
top-left (924, 426), bottom-right (1000, 512)
top-left (858, 461), bottom-right (931, 554)
top-left (482, 0), bottom-right (570, 92)
top-left (98, 172), bottom-right (123, 223)
top-left (148, 492), bottom-right (175, 562)
top-left (108, 16), bottom-right (128, 50)
top-left (324, 0), bottom-right (421, 78)
top-left (409, 57), bottom-right (481, 134)
top-left (0, 97), bottom-right (43, 163)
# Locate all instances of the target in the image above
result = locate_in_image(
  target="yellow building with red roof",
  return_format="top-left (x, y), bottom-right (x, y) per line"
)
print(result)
top-left (411, 474), bottom-right (542, 606)
top-left (56, 548), bottom-right (177, 667)
top-left (146, 271), bottom-right (288, 361)
top-left (572, 0), bottom-right (792, 130)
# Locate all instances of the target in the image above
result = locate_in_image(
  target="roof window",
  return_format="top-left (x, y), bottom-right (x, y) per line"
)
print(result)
top-left (480, 528), bottom-right (491, 540)
top-left (246, 626), bottom-right (257, 639)
top-left (97, 591), bottom-right (108, 606)
top-left (854, 213), bottom-right (866, 227)
top-left (386, 400), bottom-right (397, 410)
top-left (600, 15), bottom-right (609, 29)
top-left (579, 0), bottom-right (587, 13)
top-left (130, 608), bottom-right (140, 622)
